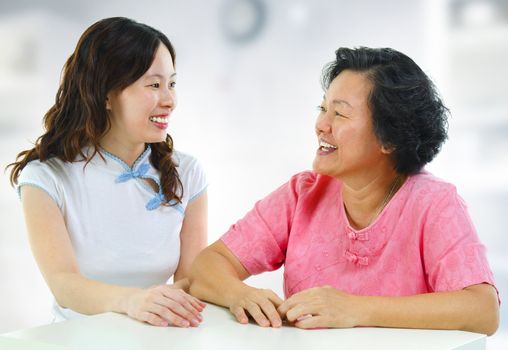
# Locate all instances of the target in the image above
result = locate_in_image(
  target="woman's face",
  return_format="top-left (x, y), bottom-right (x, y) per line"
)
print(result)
top-left (105, 43), bottom-right (177, 148)
top-left (312, 70), bottom-right (389, 179)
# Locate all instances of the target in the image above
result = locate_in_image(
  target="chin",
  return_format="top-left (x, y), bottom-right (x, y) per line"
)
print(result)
top-left (312, 159), bottom-right (328, 175)
top-left (146, 134), bottom-right (168, 144)
top-left (312, 159), bottom-right (339, 178)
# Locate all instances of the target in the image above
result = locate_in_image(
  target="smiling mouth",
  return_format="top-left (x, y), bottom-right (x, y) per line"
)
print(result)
top-left (149, 116), bottom-right (168, 123)
top-left (318, 139), bottom-right (338, 154)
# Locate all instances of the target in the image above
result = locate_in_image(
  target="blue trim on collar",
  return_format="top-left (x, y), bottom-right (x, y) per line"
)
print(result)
top-left (101, 146), bottom-right (151, 172)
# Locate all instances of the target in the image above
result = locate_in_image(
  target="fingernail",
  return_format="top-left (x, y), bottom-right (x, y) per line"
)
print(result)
top-left (180, 320), bottom-right (190, 327)
top-left (196, 314), bottom-right (203, 321)
top-left (297, 314), bottom-right (312, 322)
top-left (191, 318), bottom-right (200, 326)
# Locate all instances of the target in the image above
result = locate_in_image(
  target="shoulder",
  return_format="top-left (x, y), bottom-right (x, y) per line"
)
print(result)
top-left (172, 150), bottom-right (207, 199)
top-left (404, 171), bottom-right (466, 221)
top-left (409, 170), bottom-right (458, 199)
top-left (172, 150), bottom-right (202, 172)
top-left (19, 157), bottom-right (67, 180)
top-left (287, 171), bottom-right (338, 196)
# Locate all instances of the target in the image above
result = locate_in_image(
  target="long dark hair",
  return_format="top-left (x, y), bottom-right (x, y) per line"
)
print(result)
top-left (8, 17), bottom-right (183, 204)
top-left (322, 47), bottom-right (449, 175)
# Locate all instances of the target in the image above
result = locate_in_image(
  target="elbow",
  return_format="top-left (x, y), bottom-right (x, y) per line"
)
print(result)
top-left (467, 284), bottom-right (500, 336)
top-left (483, 308), bottom-right (500, 336)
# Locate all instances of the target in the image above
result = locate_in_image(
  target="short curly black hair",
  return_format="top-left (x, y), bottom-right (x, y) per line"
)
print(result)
top-left (321, 47), bottom-right (449, 175)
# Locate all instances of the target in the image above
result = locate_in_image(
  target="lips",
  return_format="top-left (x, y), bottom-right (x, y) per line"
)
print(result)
top-left (149, 114), bottom-right (169, 130)
top-left (318, 139), bottom-right (337, 153)
top-left (149, 115), bottom-right (169, 123)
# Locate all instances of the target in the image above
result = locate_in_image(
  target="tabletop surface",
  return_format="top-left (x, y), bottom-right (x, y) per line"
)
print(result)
top-left (1, 304), bottom-right (486, 350)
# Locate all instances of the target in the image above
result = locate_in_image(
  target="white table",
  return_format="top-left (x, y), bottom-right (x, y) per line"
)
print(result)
top-left (1, 304), bottom-right (485, 350)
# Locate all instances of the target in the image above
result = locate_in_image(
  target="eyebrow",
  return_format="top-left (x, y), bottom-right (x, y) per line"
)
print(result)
top-left (322, 95), bottom-right (352, 108)
top-left (332, 99), bottom-right (352, 108)
top-left (145, 72), bottom-right (177, 79)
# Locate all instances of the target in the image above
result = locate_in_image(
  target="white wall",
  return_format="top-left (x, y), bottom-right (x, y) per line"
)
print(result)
top-left (1, 0), bottom-right (507, 347)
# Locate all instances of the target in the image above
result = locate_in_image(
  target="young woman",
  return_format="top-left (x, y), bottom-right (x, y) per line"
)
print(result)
top-left (8, 17), bottom-right (207, 328)
top-left (189, 47), bottom-right (499, 335)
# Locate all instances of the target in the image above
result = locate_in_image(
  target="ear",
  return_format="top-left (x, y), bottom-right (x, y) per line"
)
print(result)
top-left (381, 144), bottom-right (395, 154)
top-left (105, 95), bottom-right (111, 110)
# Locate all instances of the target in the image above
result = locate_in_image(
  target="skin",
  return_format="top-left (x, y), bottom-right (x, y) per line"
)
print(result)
top-left (189, 70), bottom-right (499, 335)
top-left (21, 43), bottom-right (208, 327)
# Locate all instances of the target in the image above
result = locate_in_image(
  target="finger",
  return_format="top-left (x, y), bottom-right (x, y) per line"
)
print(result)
top-left (285, 304), bottom-right (312, 323)
top-left (295, 315), bottom-right (324, 329)
top-left (149, 304), bottom-right (191, 328)
top-left (230, 305), bottom-right (249, 324)
top-left (189, 297), bottom-right (207, 311)
top-left (170, 288), bottom-right (206, 308)
top-left (245, 302), bottom-right (271, 327)
top-left (160, 290), bottom-right (203, 319)
top-left (138, 311), bottom-right (169, 327)
top-left (165, 299), bottom-right (202, 326)
top-left (180, 291), bottom-right (207, 312)
top-left (264, 290), bottom-right (284, 308)
top-left (278, 290), bottom-right (310, 315)
top-left (258, 299), bottom-right (282, 328)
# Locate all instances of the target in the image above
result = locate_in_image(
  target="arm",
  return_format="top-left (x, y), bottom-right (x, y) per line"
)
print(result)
top-left (172, 192), bottom-right (208, 290)
top-left (21, 186), bottom-right (203, 327)
top-left (278, 283), bottom-right (499, 335)
top-left (189, 240), bottom-right (283, 327)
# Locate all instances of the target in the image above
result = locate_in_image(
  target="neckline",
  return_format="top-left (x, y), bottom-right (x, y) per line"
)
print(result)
top-left (99, 145), bottom-right (152, 171)
top-left (338, 174), bottom-right (412, 233)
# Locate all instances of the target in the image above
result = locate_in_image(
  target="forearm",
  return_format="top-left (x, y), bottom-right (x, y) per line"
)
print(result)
top-left (360, 285), bottom-right (499, 335)
top-left (189, 249), bottom-right (251, 307)
top-left (48, 272), bottom-right (140, 315)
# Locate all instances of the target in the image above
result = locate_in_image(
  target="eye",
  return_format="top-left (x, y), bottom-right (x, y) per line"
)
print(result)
top-left (335, 111), bottom-right (348, 118)
top-left (147, 82), bottom-right (160, 88)
top-left (169, 81), bottom-right (176, 88)
top-left (316, 105), bottom-right (326, 112)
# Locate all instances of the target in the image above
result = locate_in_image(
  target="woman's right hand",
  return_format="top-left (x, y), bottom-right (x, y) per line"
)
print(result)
top-left (229, 286), bottom-right (284, 327)
top-left (126, 285), bottom-right (206, 327)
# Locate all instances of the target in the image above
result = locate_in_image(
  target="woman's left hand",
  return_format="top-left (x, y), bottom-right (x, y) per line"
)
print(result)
top-left (277, 286), bottom-right (363, 329)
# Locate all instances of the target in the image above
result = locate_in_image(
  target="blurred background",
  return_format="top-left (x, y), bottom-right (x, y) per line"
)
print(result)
top-left (0, 0), bottom-right (506, 347)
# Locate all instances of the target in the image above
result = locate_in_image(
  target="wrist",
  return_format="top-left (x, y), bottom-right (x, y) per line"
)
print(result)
top-left (356, 295), bottom-right (376, 327)
top-left (172, 278), bottom-right (190, 292)
top-left (225, 282), bottom-right (255, 307)
top-left (111, 287), bottom-right (141, 315)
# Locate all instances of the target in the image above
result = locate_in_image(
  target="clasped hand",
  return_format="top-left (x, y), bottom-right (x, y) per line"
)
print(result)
top-left (127, 284), bottom-right (206, 327)
top-left (231, 286), bottom-right (361, 329)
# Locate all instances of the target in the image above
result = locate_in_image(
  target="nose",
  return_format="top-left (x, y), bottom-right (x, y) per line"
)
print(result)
top-left (160, 86), bottom-right (176, 109)
top-left (315, 109), bottom-right (332, 135)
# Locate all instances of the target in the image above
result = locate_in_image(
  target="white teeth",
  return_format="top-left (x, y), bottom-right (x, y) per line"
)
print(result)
top-left (319, 140), bottom-right (337, 149)
top-left (150, 116), bottom-right (168, 123)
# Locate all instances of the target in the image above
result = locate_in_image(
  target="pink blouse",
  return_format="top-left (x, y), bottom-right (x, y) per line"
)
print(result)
top-left (221, 171), bottom-right (496, 298)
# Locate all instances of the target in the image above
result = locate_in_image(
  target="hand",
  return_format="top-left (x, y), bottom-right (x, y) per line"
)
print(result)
top-left (126, 285), bottom-right (206, 327)
top-left (229, 286), bottom-right (284, 328)
top-left (278, 286), bottom-right (362, 329)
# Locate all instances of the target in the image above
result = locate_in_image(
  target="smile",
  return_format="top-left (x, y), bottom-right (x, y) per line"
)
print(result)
top-left (149, 116), bottom-right (168, 123)
top-left (318, 139), bottom-right (338, 153)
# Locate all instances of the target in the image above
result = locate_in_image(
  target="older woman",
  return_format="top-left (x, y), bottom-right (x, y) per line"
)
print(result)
top-left (189, 47), bottom-right (499, 335)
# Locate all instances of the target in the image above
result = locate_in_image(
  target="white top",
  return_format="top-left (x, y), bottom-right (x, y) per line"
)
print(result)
top-left (1, 304), bottom-right (486, 350)
top-left (17, 146), bottom-right (207, 321)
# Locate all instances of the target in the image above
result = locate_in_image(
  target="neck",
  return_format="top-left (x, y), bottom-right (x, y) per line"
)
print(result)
top-left (342, 170), bottom-right (404, 230)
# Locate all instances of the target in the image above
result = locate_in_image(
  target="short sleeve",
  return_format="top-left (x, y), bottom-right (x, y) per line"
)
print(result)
top-left (186, 158), bottom-right (207, 202)
top-left (17, 160), bottom-right (63, 208)
top-left (423, 187), bottom-right (496, 293)
top-left (221, 172), bottom-right (313, 275)
top-left (174, 152), bottom-right (208, 203)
